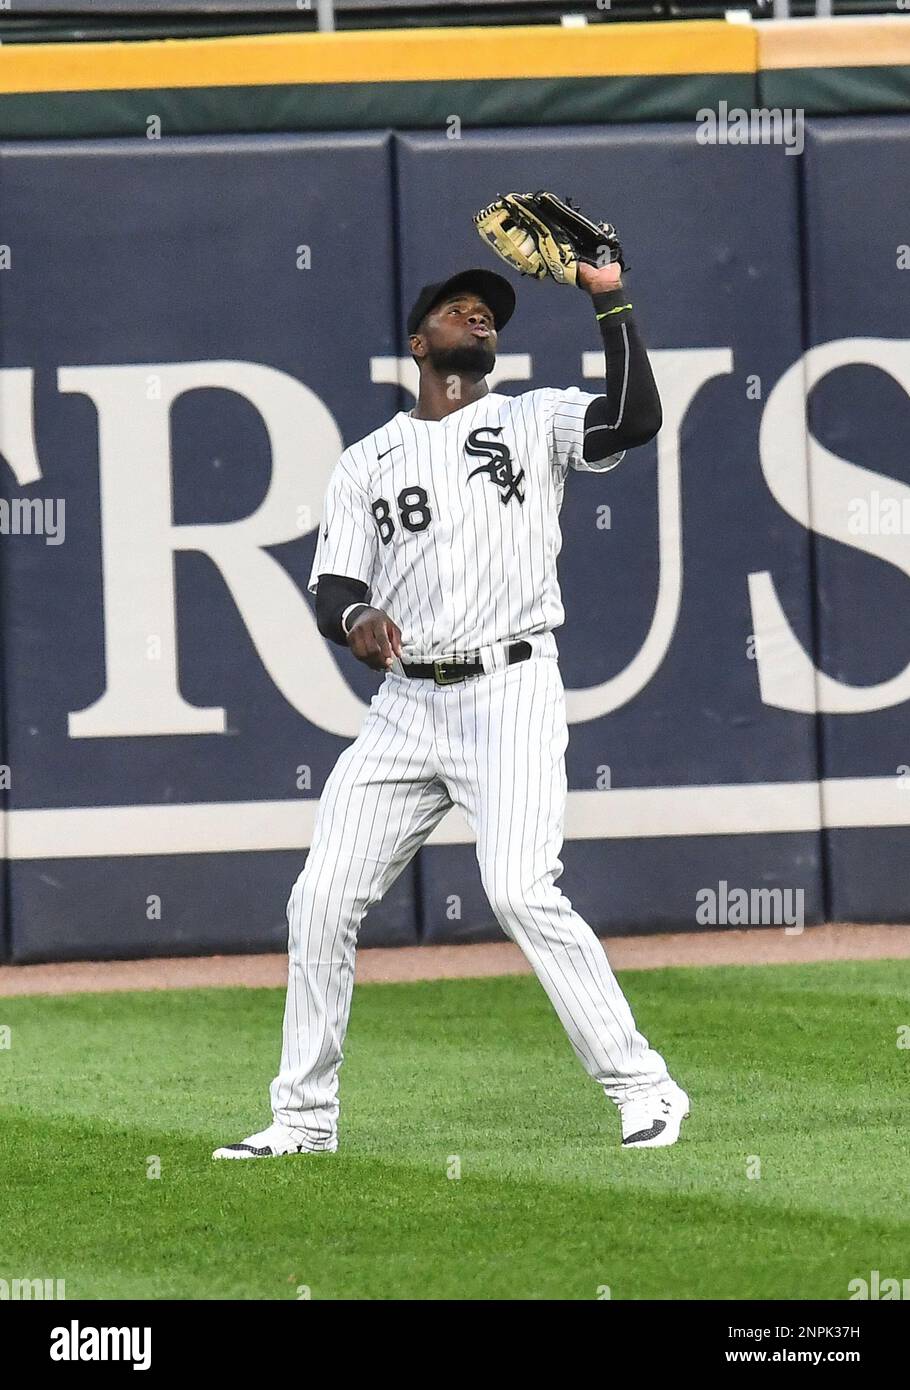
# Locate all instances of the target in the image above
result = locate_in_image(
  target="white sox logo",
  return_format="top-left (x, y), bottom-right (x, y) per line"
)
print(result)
top-left (464, 426), bottom-right (525, 506)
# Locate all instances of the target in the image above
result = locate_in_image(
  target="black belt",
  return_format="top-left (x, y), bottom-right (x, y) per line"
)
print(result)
top-left (402, 640), bottom-right (532, 685)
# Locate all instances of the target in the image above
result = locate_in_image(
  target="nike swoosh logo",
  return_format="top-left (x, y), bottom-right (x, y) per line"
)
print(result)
top-left (377, 443), bottom-right (402, 460)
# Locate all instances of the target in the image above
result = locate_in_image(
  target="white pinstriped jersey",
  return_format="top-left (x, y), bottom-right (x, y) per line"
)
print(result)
top-left (308, 388), bottom-right (624, 660)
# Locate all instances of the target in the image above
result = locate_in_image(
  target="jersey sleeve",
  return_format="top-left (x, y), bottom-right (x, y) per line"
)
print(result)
top-left (550, 386), bottom-right (626, 474)
top-left (307, 455), bottom-right (377, 595)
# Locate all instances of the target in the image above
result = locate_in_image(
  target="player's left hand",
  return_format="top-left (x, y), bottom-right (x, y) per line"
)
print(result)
top-left (577, 261), bottom-right (624, 294)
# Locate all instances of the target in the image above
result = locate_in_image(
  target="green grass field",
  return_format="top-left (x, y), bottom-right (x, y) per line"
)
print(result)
top-left (2, 960), bottom-right (908, 1300)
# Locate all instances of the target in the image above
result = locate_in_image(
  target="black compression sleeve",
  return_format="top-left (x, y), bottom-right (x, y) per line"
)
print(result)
top-left (582, 288), bottom-right (662, 461)
top-left (315, 573), bottom-right (371, 647)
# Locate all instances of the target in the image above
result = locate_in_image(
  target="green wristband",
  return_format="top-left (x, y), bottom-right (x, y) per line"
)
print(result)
top-left (596, 303), bottom-right (633, 320)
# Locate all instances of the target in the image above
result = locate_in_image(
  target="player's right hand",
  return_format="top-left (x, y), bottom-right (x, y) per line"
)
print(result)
top-left (346, 607), bottom-right (403, 671)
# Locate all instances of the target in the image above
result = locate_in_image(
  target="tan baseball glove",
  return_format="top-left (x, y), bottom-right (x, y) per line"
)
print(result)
top-left (473, 190), bottom-right (626, 287)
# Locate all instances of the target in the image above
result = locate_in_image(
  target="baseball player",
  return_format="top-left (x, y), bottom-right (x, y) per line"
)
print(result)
top-left (215, 211), bottom-right (688, 1158)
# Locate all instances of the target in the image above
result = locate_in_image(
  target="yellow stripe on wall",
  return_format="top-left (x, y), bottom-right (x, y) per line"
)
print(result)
top-left (0, 22), bottom-right (755, 96)
top-left (759, 15), bottom-right (910, 71)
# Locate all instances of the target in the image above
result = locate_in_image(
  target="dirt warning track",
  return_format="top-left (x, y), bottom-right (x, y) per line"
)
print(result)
top-left (1, 923), bottom-right (909, 997)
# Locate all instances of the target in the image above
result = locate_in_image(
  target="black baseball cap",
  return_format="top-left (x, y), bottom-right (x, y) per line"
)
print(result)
top-left (406, 268), bottom-right (516, 338)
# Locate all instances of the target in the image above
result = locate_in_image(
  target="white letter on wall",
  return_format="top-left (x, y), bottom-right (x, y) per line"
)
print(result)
top-left (569, 347), bottom-right (734, 722)
top-left (750, 339), bottom-right (910, 713)
top-left (62, 361), bottom-right (368, 738)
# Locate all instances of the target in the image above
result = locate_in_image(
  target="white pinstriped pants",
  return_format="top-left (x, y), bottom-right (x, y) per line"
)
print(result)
top-left (270, 638), bottom-right (669, 1146)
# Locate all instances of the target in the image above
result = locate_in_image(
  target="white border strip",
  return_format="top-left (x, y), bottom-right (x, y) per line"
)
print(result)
top-left (0, 778), bottom-right (907, 860)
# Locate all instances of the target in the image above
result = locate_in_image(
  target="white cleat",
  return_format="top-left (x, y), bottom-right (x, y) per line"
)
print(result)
top-left (212, 1122), bottom-right (319, 1160)
top-left (619, 1081), bottom-right (690, 1149)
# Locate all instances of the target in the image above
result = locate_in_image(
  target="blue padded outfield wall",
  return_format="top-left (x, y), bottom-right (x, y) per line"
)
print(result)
top-left (0, 119), bottom-right (908, 962)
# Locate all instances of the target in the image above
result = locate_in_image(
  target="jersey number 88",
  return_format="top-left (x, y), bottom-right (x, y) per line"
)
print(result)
top-left (371, 488), bottom-right (432, 543)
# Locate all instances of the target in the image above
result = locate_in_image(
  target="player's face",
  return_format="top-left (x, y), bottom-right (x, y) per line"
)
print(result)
top-left (414, 293), bottom-right (498, 379)
top-left (430, 293), bottom-right (497, 346)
